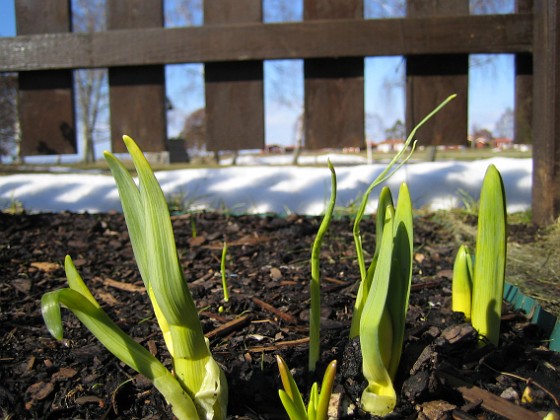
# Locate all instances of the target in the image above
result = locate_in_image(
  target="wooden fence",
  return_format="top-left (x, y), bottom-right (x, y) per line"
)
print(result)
top-left (1, 0), bottom-right (558, 225)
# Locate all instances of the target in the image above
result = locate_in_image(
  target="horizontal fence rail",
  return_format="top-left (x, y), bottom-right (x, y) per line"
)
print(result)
top-left (1, 14), bottom-right (533, 71)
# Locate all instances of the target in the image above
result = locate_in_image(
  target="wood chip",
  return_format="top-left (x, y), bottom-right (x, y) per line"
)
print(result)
top-left (75, 395), bottom-right (104, 407)
top-left (29, 262), bottom-right (60, 273)
top-left (252, 297), bottom-right (297, 324)
top-left (103, 277), bottom-right (145, 293)
top-left (25, 381), bottom-right (54, 402)
top-left (438, 371), bottom-right (541, 420)
top-left (12, 278), bottom-right (31, 293)
top-left (248, 337), bottom-right (309, 353)
top-left (52, 367), bottom-right (78, 381)
top-left (205, 315), bottom-right (251, 340)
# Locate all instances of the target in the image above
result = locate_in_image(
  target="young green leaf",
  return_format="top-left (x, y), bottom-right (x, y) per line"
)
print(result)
top-left (309, 160), bottom-right (337, 372)
top-left (350, 186), bottom-right (393, 338)
top-left (471, 164), bottom-right (507, 346)
top-left (277, 355), bottom-right (337, 420)
top-left (277, 355), bottom-right (308, 420)
top-left (452, 244), bottom-right (474, 320)
top-left (41, 256), bottom-right (200, 420)
top-left (359, 183), bottom-right (413, 416)
top-left (351, 94), bottom-right (456, 338)
top-left (104, 135), bottom-right (228, 418)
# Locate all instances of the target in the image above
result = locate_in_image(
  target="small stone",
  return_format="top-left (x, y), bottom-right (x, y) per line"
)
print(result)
top-left (417, 399), bottom-right (456, 420)
top-left (270, 267), bottom-right (282, 280)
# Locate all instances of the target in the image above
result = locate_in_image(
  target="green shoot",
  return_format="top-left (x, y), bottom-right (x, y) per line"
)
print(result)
top-left (191, 218), bottom-right (197, 238)
top-left (350, 94), bottom-right (456, 337)
top-left (359, 183), bottom-right (413, 416)
top-left (471, 164), bottom-right (507, 346)
top-left (42, 135), bottom-right (227, 420)
top-left (41, 257), bottom-right (199, 419)
top-left (221, 241), bottom-right (229, 302)
top-left (350, 186), bottom-right (393, 338)
top-left (277, 355), bottom-right (337, 420)
top-left (309, 160), bottom-right (337, 372)
top-left (452, 244), bottom-right (474, 320)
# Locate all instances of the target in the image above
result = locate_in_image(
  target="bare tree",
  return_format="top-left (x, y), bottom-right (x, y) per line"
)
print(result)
top-left (72, 0), bottom-right (107, 163)
top-left (0, 73), bottom-right (19, 162)
top-left (181, 108), bottom-right (206, 153)
top-left (495, 107), bottom-right (514, 139)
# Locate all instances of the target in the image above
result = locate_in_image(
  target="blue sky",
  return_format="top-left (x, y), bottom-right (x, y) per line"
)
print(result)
top-left (1, 0), bottom-right (514, 154)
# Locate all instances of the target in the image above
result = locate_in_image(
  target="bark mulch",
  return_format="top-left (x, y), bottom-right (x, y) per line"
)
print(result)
top-left (1, 211), bottom-right (559, 419)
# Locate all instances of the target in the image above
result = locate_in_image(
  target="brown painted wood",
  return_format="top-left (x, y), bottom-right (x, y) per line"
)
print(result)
top-left (515, 0), bottom-right (533, 145)
top-left (532, 0), bottom-right (560, 225)
top-left (204, 0), bottom-right (264, 151)
top-left (304, 0), bottom-right (364, 150)
top-left (15, 0), bottom-right (76, 156)
top-left (107, 0), bottom-right (167, 153)
top-left (406, 0), bottom-right (468, 146)
top-left (0, 14), bottom-right (533, 72)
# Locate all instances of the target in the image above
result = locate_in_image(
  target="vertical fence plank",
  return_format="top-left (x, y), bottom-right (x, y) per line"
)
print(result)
top-left (107, 0), bottom-right (166, 153)
top-left (204, 0), bottom-right (264, 151)
top-left (16, 0), bottom-right (76, 156)
top-left (303, 0), bottom-right (364, 150)
top-left (406, 0), bottom-right (468, 146)
top-left (532, 0), bottom-right (560, 225)
top-left (515, 0), bottom-right (533, 145)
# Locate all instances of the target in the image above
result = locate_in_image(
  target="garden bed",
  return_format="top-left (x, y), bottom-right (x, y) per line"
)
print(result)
top-left (1, 211), bottom-right (559, 419)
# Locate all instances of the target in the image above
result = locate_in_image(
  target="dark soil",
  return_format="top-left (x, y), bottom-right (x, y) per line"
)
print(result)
top-left (1, 211), bottom-right (559, 419)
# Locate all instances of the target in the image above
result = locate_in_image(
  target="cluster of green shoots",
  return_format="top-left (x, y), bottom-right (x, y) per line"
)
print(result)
top-left (42, 94), bottom-right (510, 419)
top-left (452, 164), bottom-right (507, 346)
top-left (277, 94), bottom-right (456, 418)
top-left (41, 136), bottom-right (227, 420)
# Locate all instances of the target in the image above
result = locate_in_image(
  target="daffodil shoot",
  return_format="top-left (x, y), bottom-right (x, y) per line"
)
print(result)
top-left (42, 135), bottom-right (227, 420)
top-left (452, 244), bottom-right (474, 320)
top-left (471, 164), bottom-right (507, 346)
top-left (277, 355), bottom-right (337, 420)
top-left (359, 183), bottom-right (413, 416)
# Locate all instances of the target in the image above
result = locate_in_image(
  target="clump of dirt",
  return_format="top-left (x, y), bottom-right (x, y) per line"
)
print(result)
top-left (1, 211), bottom-right (559, 419)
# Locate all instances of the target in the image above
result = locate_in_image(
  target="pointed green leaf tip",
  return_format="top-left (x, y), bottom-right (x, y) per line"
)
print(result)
top-left (471, 164), bottom-right (506, 346)
top-left (452, 245), bottom-right (473, 320)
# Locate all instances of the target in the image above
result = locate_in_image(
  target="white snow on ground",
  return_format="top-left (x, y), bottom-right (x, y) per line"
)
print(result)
top-left (0, 155), bottom-right (532, 215)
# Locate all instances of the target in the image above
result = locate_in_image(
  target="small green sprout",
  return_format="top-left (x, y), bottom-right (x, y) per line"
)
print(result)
top-left (41, 135), bottom-right (227, 420)
top-left (309, 160), bottom-right (336, 372)
top-left (277, 355), bottom-right (337, 420)
top-left (221, 241), bottom-right (229, 302)
top-left (452, 244), bottom-right (474, 320)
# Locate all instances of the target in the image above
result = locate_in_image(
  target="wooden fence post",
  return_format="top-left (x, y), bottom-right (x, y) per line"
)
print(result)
top-left (15, 0), bottom-right (76, 156)
top-left (303, 0), bottom-right (364, 150)
top-left (406, 0), bottom-right (469, 146)
top-left (532, 0), bottom-right (560, 225)
top-left (107, 0), bottom-right (167, 153)
top-left (204, 0), bottom-right (264, 151)
top-left (515, 0), bottom-right (533, 145)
